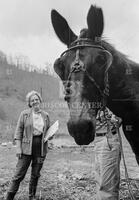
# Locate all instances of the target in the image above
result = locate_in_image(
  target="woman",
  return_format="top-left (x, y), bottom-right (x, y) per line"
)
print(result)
top-left (94, 107), bottom-right (122, 200)
top-left (6, 90), bottom-right (51, 200)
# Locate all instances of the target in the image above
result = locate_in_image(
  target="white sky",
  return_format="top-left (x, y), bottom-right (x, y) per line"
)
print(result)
top-left (0, 0), bottom-right (139, 68)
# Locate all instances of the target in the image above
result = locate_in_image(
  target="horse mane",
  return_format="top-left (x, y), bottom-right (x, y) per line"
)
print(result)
top-left (79, 29), bottom-right (134, 68)
top-left (101, 39), bottom-right (131, 66)
top-left (101, 39), bottom-right (139, 76)
top-left (100, 39), bottom-right (139, 107)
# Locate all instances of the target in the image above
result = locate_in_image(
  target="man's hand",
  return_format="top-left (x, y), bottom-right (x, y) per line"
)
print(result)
top-left (111, 115), bottom-right (122, 127)
top-left (116, 117), bottom-right (122, 126)
top-left (111, 115), bottom-right (118, 123)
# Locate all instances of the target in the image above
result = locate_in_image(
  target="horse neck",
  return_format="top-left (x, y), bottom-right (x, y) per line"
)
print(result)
top-left (106, 52), bottom-right (139, 118)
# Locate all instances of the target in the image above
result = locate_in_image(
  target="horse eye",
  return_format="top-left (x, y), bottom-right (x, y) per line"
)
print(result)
top-left (96, 55), bottom-right (106, 66)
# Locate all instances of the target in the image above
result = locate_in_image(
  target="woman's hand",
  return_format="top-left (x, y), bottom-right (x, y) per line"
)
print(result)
top-left (16, 147), bottom-right (22, 159)
top-left (15, 139), bottom-right (22, 159)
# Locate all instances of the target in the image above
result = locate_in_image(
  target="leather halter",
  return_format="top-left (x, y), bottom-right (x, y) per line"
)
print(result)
top-left (60, 38), bottom-right (113, 109)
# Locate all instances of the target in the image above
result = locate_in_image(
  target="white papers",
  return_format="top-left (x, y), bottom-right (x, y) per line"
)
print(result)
top-left (44, 120), bottom-right (59, 142)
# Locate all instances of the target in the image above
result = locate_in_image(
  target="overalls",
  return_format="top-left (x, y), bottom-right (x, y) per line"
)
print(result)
top-left (94, 108), bottom-right (121, 200)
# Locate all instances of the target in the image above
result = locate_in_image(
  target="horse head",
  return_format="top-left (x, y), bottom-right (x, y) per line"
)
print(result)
top-left (51, 5), bottom-right (113, 145)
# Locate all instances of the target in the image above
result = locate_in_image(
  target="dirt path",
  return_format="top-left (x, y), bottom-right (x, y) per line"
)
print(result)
top-left (0, 133), bottom-right (139, 200)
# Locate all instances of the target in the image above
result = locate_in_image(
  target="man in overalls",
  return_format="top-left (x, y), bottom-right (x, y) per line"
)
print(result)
top-left (94, 107), bottom-right (122, 200)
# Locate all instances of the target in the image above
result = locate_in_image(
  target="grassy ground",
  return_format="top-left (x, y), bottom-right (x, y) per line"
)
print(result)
top-left (0, 93), bottom-right (139, 199)
top-left (0, 132), bottom-right (139, 200)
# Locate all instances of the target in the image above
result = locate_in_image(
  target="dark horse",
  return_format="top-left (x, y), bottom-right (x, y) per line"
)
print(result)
top-left (51, 5), bottom-right (139, 165)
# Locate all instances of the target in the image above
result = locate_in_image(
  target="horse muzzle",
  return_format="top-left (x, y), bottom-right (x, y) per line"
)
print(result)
top-left (67, 119), bottom-right (95, 145)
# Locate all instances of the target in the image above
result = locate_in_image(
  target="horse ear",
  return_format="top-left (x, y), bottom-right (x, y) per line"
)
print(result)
top-left (51, 9), bottom-right (77, 46)
top-left (87, 5), bottom-right (104, 40)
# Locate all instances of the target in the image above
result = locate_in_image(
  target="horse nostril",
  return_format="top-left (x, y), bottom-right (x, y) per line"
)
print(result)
top-left (64, 88), bottom-right (72, 101)
top-left (64, 95), bottom-right (70, 101)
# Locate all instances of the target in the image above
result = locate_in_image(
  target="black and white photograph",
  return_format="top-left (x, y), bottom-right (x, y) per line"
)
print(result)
top-left (0, 0), bottom-right (139, 199)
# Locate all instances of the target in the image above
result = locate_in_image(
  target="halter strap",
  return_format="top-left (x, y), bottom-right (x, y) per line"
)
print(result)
top-left (61, 44), bottom-right (105, 57)
top-left (61, 38), bottom-right (105, 57)
top-left (60, 38), bottom-right (113, 109)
